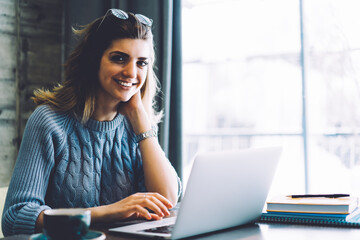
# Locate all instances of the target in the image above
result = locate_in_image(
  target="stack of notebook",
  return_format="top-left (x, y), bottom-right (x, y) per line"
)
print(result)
top-left (258, 194), bottom-right (360, 227)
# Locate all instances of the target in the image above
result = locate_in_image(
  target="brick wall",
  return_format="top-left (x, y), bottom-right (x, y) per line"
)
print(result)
top-left (0, 0), bottom-right (63, 186)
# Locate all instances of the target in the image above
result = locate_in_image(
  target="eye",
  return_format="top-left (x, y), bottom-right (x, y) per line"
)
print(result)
top-left (109, 54), bottom-right (127, 62)
top-left (137, 60), bottom-right (149, 67)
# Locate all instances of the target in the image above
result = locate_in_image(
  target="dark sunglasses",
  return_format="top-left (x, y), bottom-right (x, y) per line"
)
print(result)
top-left (98, 8), bottom-right (153, 29)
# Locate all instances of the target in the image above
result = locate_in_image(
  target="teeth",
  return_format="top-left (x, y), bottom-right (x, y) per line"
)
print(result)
top-left (115, 79), bottom-right (132, 87)
top-left (120, 81), bottom-right (132, 87)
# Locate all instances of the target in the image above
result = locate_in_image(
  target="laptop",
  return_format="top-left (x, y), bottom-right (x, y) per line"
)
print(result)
top-left (109, 146), bottom-right (282, 239)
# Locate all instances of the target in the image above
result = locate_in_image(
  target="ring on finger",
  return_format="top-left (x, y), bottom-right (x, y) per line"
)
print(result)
top-left (143, 193), bottom-right (147, 199)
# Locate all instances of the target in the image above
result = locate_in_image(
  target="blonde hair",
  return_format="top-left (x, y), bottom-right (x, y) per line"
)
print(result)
top-left (32, 12), bottom-right (162, 124)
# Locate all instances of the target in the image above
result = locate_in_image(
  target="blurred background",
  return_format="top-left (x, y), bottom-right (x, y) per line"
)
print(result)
top-left (182, 0), bottom-right (360, 197)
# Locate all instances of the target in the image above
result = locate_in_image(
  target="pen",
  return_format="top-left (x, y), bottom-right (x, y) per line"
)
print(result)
top-left (287, 194), bottom-right (350, 198)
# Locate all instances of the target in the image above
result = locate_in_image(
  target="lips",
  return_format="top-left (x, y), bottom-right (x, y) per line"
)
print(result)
top-left (113, 78), bottom-right (137, 87)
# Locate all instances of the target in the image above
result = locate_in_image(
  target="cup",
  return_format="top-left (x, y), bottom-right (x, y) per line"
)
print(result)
top-left (43, 208), bottom-right (91, 240)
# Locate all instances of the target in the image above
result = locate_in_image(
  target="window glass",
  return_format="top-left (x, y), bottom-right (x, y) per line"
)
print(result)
top-left (304, 0), bottom-right (360, 195)
top-left (182, 0), bottom-right (304, 195)
top-left (182, 0), bottom-right (360, 196)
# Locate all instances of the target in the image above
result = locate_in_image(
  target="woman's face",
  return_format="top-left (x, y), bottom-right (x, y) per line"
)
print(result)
top-left (97, 38), bottom-right (150, 104)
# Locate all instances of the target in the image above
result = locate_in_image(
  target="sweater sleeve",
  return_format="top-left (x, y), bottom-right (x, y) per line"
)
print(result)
top-left (1, 106), bottom-right (64, 236)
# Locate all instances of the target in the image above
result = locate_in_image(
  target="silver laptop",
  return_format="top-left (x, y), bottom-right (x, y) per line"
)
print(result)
top-left (109, 146), bottom-right (282, 239)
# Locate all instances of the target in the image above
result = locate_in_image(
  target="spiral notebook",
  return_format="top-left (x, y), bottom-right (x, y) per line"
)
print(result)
top-left (258, 210), bottom-right (360, 228)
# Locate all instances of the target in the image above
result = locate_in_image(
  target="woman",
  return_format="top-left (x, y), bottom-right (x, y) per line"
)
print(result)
top-left (2, 9), bottom-right (180, 236)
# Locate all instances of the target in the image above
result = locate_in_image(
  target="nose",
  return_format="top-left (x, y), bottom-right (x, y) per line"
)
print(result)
top-left (122, 61), bottom-right (137, 79)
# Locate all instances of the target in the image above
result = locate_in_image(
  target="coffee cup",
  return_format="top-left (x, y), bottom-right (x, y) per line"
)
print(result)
top-left (43, 208), bottom-right (91, 240)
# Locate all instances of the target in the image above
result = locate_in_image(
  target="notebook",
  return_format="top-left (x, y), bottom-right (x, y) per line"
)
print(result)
top-left (258, 210), bottom-right (360, 228)
top-left (109, 146), bottom-right (282, 239)
top-left (266, 195), bottom-right (358, 214)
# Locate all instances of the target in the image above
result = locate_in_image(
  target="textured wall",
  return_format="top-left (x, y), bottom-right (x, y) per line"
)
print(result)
top-left (0, 0), bottom-right (63, 186)
top-left (0, 0), bottom-right (17, 187)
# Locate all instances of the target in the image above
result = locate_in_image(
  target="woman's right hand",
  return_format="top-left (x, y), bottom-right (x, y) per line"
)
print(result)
top-left (89, 192), bottom-right (174, 223)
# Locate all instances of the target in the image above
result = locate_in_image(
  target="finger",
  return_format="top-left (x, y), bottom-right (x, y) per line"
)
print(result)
top-left (149, 213), bottom-right (163, 221)
top-left (136, 213), bottom-right (163, 221)
top-left (135, 192), bottom-right (173, 214)
top-left (133, 205), bottom-right (152, 220)
top-left (140, 196), bottom-right (166, 217)
top-left (150, 192), bottom-right (174, 209)
top-left (146, 195), bottom-right (171, 216)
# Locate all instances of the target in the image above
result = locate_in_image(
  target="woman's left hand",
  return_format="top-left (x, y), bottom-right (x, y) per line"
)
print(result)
top-left (117, 90), bottom-right (151, 135)
top-left (118, 88), bottom-right (179, 206)
top-left (118, 90), bottom-right (143, 118)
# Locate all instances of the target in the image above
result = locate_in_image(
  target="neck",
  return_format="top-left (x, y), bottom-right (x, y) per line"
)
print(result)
top-left (92, 108), bottom-right (118, 122)
top-left (91, 87), bottom-right (120, 122)
top-left (93, 92), bottom-right (120, 122)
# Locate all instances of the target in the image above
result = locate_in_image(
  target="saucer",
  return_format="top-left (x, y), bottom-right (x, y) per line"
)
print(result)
top-left (30, 230), bottom-right (106, 240)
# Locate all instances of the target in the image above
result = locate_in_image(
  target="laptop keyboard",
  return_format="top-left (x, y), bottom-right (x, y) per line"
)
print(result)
top-left (141, 224), bottom-right (175, 234)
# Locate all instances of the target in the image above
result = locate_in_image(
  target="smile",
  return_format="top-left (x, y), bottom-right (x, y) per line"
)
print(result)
top-left (113, 78), bottom-right (136, 87)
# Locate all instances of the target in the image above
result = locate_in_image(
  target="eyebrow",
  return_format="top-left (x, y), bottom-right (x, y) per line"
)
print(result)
top-left (109, 51), bottom-right (149, 60)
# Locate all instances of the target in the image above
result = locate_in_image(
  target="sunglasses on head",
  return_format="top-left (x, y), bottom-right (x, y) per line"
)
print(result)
top-left (99, 8), bottom-right (153, 29)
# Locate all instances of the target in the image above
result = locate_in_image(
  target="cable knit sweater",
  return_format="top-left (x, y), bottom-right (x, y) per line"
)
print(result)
top-left (2, 105), bottom-right (149, 236)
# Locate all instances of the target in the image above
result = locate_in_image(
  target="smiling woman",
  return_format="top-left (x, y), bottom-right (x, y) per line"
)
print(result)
top-left (1, 9), bottom-right (181, 237)
top-left (97, 39), bottom-right (150, 109)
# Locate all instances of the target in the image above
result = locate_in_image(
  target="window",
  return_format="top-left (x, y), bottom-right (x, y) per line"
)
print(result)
top-left (182, 0), bottom-right (360, 196)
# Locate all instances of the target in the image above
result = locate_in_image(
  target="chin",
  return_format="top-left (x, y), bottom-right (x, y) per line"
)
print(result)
top-left (118, 96), bottom-right (132, 102)
top-left (115, 91), bottom-right (136, 102)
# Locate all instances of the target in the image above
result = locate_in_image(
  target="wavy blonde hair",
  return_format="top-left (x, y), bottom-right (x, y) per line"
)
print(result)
top-left (32, 11), bottom-right (162, 124)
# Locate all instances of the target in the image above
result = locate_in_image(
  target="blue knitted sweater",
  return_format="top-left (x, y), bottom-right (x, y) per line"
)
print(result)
top-left (2, 105), bottom-right (148, 236)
